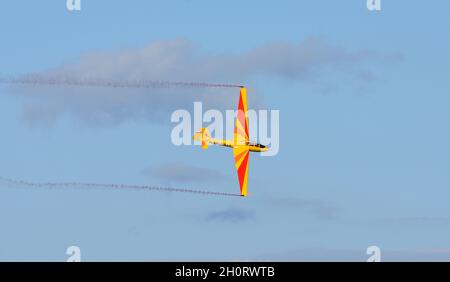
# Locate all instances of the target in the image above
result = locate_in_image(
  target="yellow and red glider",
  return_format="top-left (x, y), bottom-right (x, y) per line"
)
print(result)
top-left (193, 87), bottom-right (268, 197)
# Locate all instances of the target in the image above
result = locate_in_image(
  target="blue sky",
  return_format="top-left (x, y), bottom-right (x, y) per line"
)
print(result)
top-left (0, 1), bottom-right (450, 261)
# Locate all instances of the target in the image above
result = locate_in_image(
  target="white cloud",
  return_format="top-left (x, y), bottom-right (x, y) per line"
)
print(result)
top-left (9, 37), bottom-right (400, 126)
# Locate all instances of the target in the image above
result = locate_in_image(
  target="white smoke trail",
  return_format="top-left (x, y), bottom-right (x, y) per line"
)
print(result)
top-left (0, 75), bottom-right (243, 197)
top-left (0, 176), bottom-right (242, 197)
top-left (0, 75), bottom-right (243, 89)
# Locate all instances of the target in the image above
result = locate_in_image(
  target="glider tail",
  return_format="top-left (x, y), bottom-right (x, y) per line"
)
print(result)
top-left (193, 128), bottom-right (211, 149)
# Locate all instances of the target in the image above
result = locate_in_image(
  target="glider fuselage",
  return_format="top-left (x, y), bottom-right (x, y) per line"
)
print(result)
top-left (207, 138), bottom-right (269, 152)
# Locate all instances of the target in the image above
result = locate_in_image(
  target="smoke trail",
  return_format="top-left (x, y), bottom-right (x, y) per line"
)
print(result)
top-left (0, 75), bottom-right (243, 89)
top-left (0, 176), bottom-right (242, 197)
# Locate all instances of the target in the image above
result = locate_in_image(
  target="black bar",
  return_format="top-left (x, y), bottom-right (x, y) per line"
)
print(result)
top-left (1, 262), bottom-right (450, 281)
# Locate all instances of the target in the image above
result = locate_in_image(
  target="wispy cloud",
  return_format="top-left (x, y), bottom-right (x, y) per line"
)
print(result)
top-left (398, 216), bottom-right (450, 224)
top-left (251, 248), bottom-right (450, 262)
top-left (384, 216), bottom-right (450, 226)
top-left (266, 197), bottom-right (339, 220)
top-left (206, 208), bottom-right (255, 223)
top-left (8, 37), bottom-right (401, 126)
top-left (143, 162), bottom-right (228, 184)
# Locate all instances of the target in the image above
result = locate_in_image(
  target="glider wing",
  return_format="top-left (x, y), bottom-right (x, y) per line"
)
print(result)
top-left (233, 88), bottom-right (250, 196)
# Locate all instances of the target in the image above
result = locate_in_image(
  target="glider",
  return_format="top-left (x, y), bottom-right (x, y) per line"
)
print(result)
top-left (193, 87), bottom-right (268, 197)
